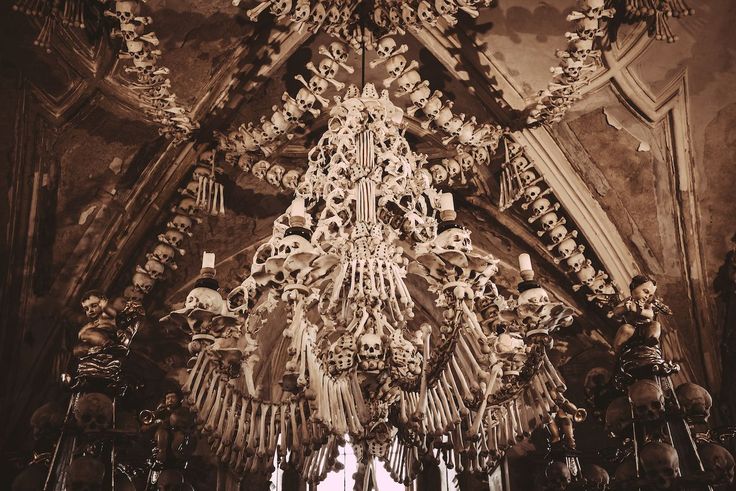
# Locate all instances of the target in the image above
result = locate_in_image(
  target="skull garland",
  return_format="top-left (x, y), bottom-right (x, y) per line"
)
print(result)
top-left (640, 442), bottom-right (680, 490)
top-left (74, 393), bottom-right (114, 433)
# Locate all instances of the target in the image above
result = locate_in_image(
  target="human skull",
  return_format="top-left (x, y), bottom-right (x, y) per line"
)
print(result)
top-left (114, 0), bottom-right (137, 24)
top-left (358, 332), bottom-right (384, 372)
top-left (699, 443), bottom-right (735, 485)
top-left (173, 197), bottom-right (196, 216)
top-left (417, 1), bottom-right (437, 25)
top-left (532, 198), bottom-right (552, 217)
top-left (562, 58), bottom-right (584, 79)
top-left (430, 163), bottom-right (448, 184)
top-left (583, 464), bottom-right (609, 489)
top-left (160, 229), bottom-right (185, 248)
top-left (168, 214), bottom-right (193, 234)
top-left (472, 145), bottom-right (490, 165)
top-left (386, 54), bottom-right (408, 78)
top-left (283, 98), bottom-right (305, 123)
top-left (271, 110), bottom-right (292, 136)
top-left (444, 158), bottom-right (461, 179)
top-left (518, 286), bottom-right (550, 305)
top-left (326, 5), bottom-right (340, 24)
top-left (282, 169), bottom-right (301, 190)
top-left (549, 225), bottom-right (568, 244)
top-left (436, 227), bottom-right (471, 252)
top-left (541, 212), bottom-right (560, 231)
top-left (123, 285), bottom-right (144, 303)
top-left (604, 396), bottom-right (632, 436)
top-left (376, 36), bottom-right (397, 58)
top-left (310, 2), bottom-right (326, 25)
top-left (143, 258), bottom-right (166, 280)
top-left (397, 69), bottom-right (421, 93)
top-left (628, 379), bottom-right (665, 422)
top-left (520, 170), bottom-right (537, 186)
top-left (524, 185), bottom-right (542, 203)
top-left (317, 58), bottom-right (338, 78)
top-left (261, 120), bottom-right (278, 142)
top-left (295, 87), bottom-right (316, 111)
top-left (252, 160), bottom-right (271, 180)
top-left (640, 442), bottom-right (679, 490)
top-left (185, 286), bottom-right (224, 313)
top-left (151, 243), bottom-right (177, 265)
top-left (67, 457), bottom-right (106, 491)
top-left (30, 402), bottom-right (64, 443)
top-left (74, 393), bottom-right (113, 433)
top-left (566, 253), bottom-right (588, 273)
top-left (328, 41), bottom-right (348, 62)
top-left (578, 17), bottom-right (601, 40)
top-left (675, 383), bottom-right (712, 423)
top-left (571, 38), bottom-right (594, 60)
top-left (292, 0), bottom-right (310, 21)
top-left (266, 164), bottom-right (286, 187)
top-left (545, 461), bottom-right (572, 490)
top-left (270, 0), bottom-right (292, 16)
top-left (557, 238), bottom-right (579, 258)
top-left (132, 271), bottom-right (155, 294)
top-left (409, 83), bottom-right (431, 109)
top-left (590, 277), bottom-right (615, 296)
top-left (308, 75), bottom-right (330, 95)
top-left (576, 264), bottom-right (597, 286)
top-left (444, 115), bottom-right (464, 136)
top-left (423, 92), bottom-right (444, 119)
top-left (435, 0), bottom-right (458, 16)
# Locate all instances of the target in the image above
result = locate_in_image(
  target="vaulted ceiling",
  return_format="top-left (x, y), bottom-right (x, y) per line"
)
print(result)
top-left (1, 0), bottom-right (735, 472)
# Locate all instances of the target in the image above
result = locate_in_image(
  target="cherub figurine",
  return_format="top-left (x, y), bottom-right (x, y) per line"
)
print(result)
top-left (74, 290), bottom-right (119, 357)
top-left (548, 394), bottom-right (587, 450)
top-left (610, 274), bottom-right (672, 352)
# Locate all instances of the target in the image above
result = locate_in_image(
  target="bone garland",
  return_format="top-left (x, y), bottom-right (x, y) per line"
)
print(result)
top-left (237, 0), bottom-right (496, 49)
top-left (619, 0), bottom-right (694, 43)
top-left (373, 36), bottom-right (504, 176)
top-left (497, 136), bottom-right (621, 310)
top-left (102, 1), bottom-right (197, 141)
top-left (12, 0), bottom-right (89, 52)
top-left (217, 40), bottom-right (353, 176)
top-left (126, 154), bottom-right (232, 308)
top-left (527, 0), bottom-right (614, 126)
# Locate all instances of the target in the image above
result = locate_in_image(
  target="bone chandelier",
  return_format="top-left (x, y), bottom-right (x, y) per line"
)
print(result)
top-left (162, 83), bottom-right (578, 486)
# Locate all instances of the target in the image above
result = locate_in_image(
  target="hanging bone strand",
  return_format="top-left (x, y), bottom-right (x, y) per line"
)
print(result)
top-left (217, 40), bottom-right (354, 187)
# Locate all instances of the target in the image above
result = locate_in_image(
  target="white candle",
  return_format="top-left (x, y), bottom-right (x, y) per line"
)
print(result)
top-left (439, 193), bottom-right (454, 212)
top-left (518, 253), bottom-right (532, 272)
top-left (202, 252), bottom-right (216, 269)
top-left (291, 197), bottom-right (305, 219)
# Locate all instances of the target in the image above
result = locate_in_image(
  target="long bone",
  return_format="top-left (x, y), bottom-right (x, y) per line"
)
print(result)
top-left (442, 369), bottom-right (469, 417)
top-left (182, 351), bottom-right (206, 396)
top-left (196, 371), bottom-right (220, 424)
top-left (233, 398), bottom-right (250, 451)
top-left (436, 381), bottom-right (461, 427)
top-left (470, 364), bottom-right (502, 436)
top-left (204, 377), bottom-right (226, 433)
top-left (245, 400), bottom-right (260, 455)
top-left (267, 404), bottom-right (279, 456)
